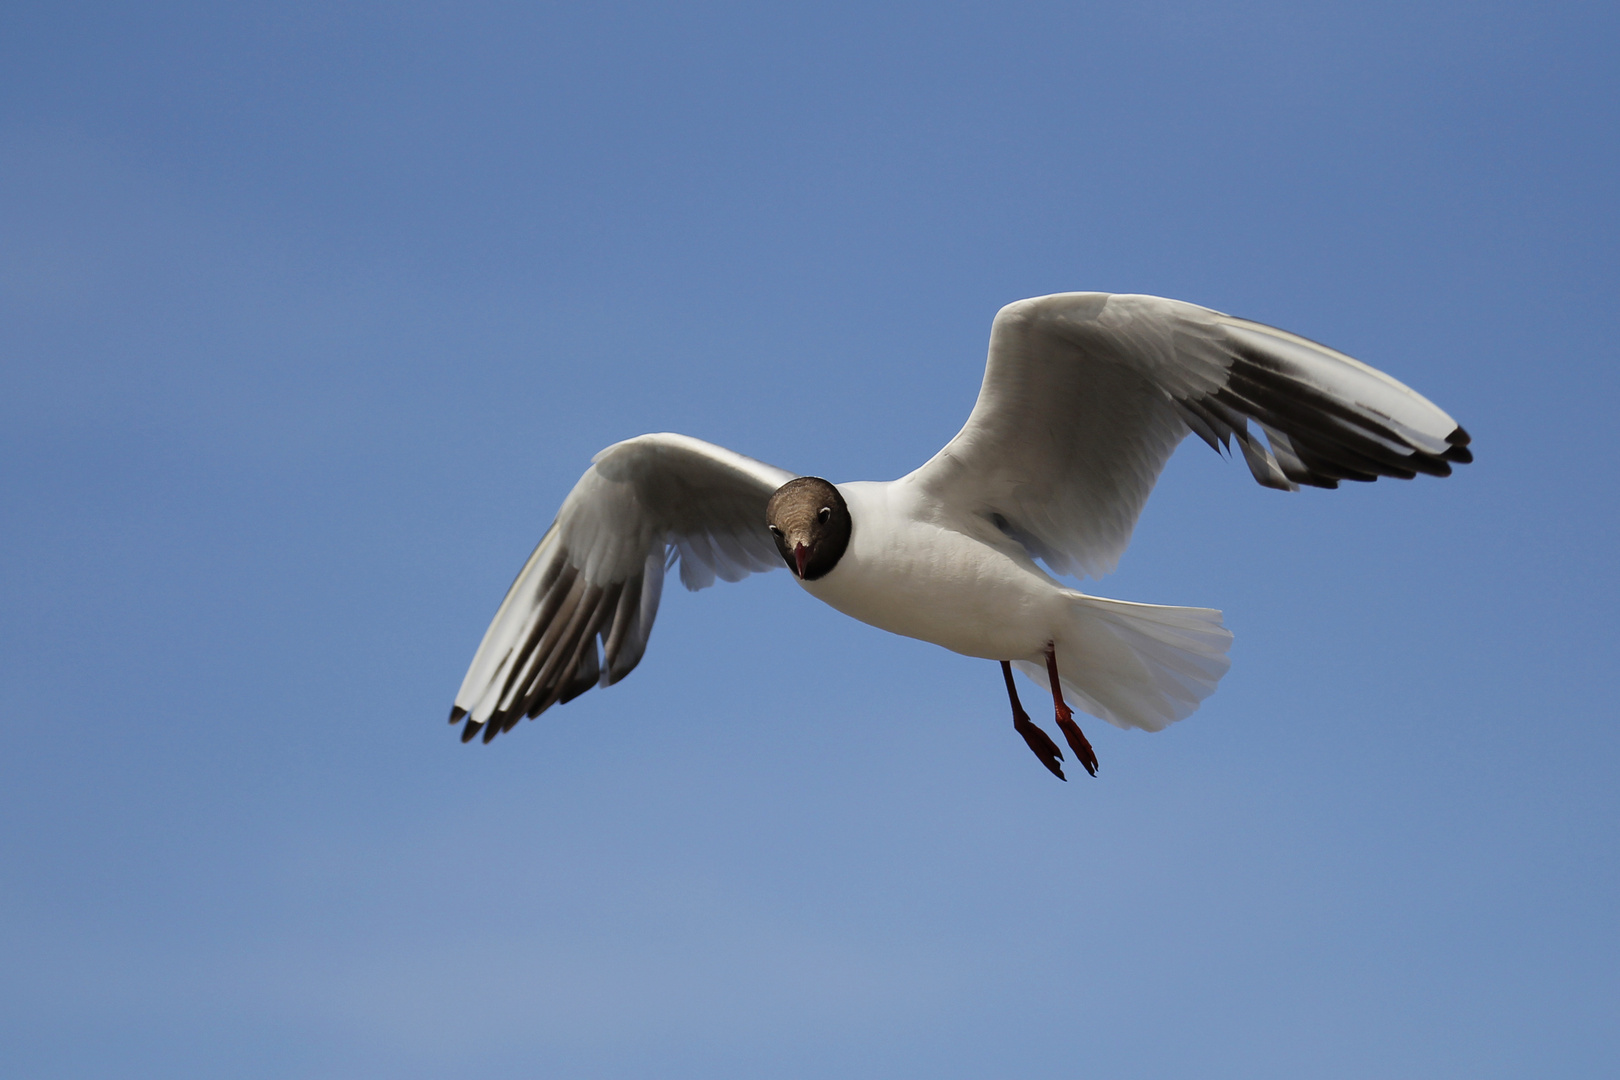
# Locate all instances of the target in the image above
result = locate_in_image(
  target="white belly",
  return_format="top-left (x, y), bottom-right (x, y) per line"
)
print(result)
top-left (799, 481), bottom-right (1069, 662)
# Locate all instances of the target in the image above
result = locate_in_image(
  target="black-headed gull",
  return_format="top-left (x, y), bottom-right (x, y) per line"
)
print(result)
top-left (449, 293), bottom-right (1471, 779)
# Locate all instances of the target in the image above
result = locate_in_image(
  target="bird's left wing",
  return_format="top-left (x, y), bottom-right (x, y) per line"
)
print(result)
top-left (910, 292), bottom-right (1471, 578)
top-left (450, 433), bottom-right (794, 743)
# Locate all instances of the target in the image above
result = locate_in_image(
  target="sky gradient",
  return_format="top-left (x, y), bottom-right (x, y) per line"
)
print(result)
top-left (2, 3), bottom-right (1617, 1077)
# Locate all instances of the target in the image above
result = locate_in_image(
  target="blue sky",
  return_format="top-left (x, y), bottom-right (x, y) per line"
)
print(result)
top-left (2, 3), bottom-right (1616, 1077)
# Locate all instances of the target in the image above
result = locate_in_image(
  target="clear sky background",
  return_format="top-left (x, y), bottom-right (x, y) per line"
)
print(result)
top-left (2, 3), bottom-right (1616, 1077)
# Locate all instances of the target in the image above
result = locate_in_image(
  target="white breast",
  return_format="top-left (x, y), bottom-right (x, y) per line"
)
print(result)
top-left (799, 479), bottom-right (1071, 663)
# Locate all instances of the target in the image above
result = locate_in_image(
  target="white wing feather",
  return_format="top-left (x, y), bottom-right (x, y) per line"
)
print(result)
top-left (911, 293), bottom-right (1471, 578)
top-left (451, 433), bottom-right (794, 742)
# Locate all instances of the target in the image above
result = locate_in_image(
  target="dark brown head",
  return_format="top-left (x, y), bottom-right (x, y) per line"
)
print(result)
top-left (765, 477), bottom-right (851, 581)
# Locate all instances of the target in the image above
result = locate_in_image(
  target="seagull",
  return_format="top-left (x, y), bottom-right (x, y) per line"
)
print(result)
top-left (448, 292), bottom-right (1471, 779)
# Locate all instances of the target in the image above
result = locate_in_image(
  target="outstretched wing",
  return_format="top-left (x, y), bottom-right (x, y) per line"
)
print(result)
top-left (450, 433), bottom-right (795, 743)
top-left (910, 292), bottom-right (1471, 579)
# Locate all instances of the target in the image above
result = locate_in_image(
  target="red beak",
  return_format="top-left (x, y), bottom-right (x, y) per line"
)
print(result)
top-left (794, 542), bottom-right (810, 578)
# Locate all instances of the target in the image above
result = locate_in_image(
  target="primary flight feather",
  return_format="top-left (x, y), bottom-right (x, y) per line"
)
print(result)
top-left (448, 292), bottom-right (1470, 778)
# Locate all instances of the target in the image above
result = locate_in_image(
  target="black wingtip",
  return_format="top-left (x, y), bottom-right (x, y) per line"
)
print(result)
top-left (481, 718), bottom-right (501, 744)
top-left (449, 705), bottom-right (467, 725)
top-left (1447, 425), bottom-right (1472, 447)
top-left (460, 719), bottom-right (483, 744)
top-left (1442, 444), bottom-right (1473, 464)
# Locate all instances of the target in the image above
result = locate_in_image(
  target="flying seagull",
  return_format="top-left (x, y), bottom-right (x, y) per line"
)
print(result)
top-left (448, 292), bottom-right (1470, 779)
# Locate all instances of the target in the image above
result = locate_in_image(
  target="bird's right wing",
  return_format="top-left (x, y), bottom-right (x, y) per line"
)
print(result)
top-left (451, 433), bottom-right (795, 743)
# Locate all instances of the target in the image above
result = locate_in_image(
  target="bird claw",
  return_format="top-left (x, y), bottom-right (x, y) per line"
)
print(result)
top-left (1013, 710), bottom-right (1066, 781)
top-left (1045, 647), bottom-right (1098, 777)
top-left (1054, 712), bottom-right (1098, 777)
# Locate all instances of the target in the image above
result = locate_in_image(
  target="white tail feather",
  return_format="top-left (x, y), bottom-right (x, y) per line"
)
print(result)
top-left (1013, 594), bottom-right (1233, 732)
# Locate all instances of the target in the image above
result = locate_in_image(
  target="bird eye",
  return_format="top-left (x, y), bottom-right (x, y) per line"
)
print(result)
top-left (768, 525), bottom-right (783, 537)
top-left (817, 507), bottom-right (832, 524)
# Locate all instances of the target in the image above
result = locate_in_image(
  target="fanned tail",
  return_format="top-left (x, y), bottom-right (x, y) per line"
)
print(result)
top-left (1013, 594), bottom-right (1234, 732)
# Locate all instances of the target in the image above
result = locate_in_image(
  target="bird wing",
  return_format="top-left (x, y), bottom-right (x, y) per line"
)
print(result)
top-left (909, 292), bottom-right (1471, 578)
top-left (451, 432), bottom-right (794, 742)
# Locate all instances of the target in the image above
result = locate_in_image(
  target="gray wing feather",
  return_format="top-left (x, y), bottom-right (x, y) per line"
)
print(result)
top-left (912, 293), bottom-right (1470, 579)
top-left (451, 433), bottom-right (793, 742)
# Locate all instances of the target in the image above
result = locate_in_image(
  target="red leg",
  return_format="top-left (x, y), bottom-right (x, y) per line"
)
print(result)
top-left (1045, 644), bottom-right (1098, 777)
top-left (1003, 660), bottom-right (1065, 781)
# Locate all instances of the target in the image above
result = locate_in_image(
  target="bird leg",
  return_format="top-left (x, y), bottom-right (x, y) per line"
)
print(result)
top-left (1002, 660), bottom-right (1065, 781)
top-left (1045, 644), bottom-right (1098, 777)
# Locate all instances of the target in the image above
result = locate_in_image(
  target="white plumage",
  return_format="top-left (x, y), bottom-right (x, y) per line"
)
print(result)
top-left (449, 292), bottom-right (1470, 768)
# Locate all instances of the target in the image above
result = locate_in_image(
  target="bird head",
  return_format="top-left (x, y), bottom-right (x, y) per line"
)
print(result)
top-left (765, 477), bottom-right (851, 581)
